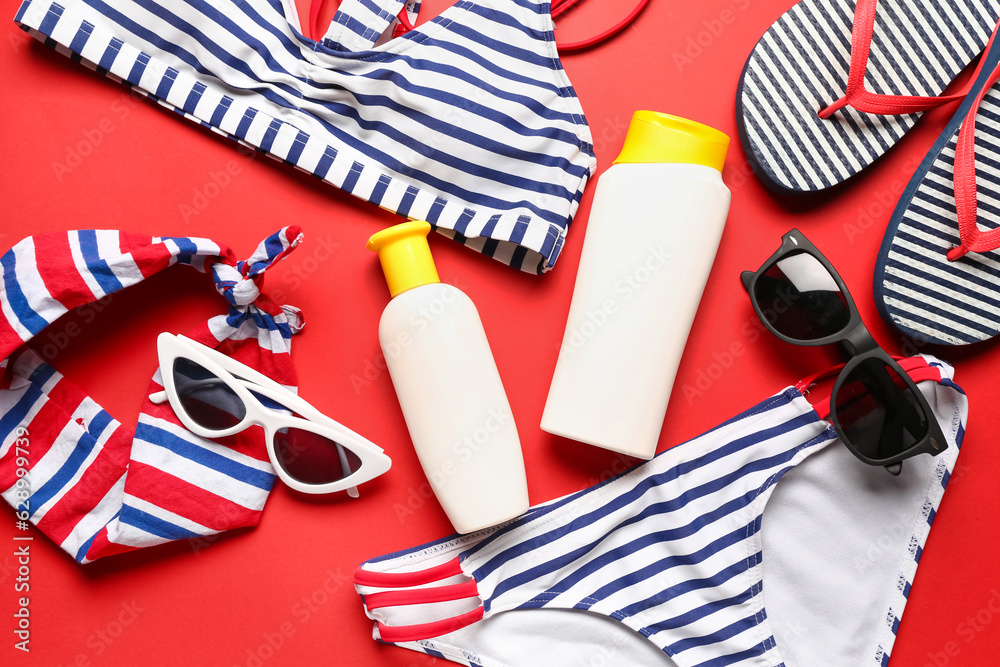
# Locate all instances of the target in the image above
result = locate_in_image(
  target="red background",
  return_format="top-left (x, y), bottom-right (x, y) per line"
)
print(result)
top-left (2, 0), bottom-right (999, 665)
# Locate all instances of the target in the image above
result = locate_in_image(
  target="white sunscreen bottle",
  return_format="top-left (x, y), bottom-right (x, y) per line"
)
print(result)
top-left (367, 221), bottom-right (529, 533)
top-left (541, 111), bottom-right (732, 459)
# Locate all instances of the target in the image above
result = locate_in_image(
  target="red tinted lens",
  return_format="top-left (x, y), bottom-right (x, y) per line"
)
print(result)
top-left (273, 427), bottom-right (362, 485)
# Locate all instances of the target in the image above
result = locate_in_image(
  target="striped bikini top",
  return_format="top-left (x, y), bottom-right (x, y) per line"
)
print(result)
top-left (14, 0), bottom-right (598, 273)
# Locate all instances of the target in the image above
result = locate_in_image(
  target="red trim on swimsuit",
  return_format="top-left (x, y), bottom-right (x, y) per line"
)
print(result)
top-left (797, 356), bottom-right (942, 421)
top-left (355, 556), bottom-right (484, 642)
top-left (354, 556), bottom-right (465, 587)
top-left (363, 580), bottom-right (480, 609)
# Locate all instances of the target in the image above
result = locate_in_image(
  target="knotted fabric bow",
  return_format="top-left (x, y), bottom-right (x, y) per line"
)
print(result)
top-left (0, 227), bottom-right (304, 563)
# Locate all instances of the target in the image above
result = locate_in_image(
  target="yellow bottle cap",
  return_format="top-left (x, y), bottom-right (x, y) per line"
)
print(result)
top-left (367, 221), bottom-right (441, 298)
top-left (614, 111), bottom-right (730, 172)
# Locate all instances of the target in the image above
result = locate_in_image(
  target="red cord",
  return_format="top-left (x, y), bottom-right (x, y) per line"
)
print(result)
top-left (554, 0), bottom-right (650, 51)
top-left (551, 0), bottom-right (583, 19)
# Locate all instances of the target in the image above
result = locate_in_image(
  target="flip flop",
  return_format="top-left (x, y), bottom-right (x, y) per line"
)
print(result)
top-left (736, 0), bottom-right (1000, 194)
top-left (875, 24), bottom-right (1000, 345)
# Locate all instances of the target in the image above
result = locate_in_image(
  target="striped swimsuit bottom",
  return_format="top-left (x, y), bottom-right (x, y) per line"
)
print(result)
top-left (355, 356), bottom-right (967, 667)
top-left (13, 0), bottom-right (596, 274)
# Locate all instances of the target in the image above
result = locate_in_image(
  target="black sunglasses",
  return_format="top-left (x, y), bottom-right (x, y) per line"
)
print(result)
top-left (740, 229), bottom-right (946, 476)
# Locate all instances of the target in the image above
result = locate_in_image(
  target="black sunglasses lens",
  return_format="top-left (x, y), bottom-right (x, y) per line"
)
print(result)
top-left (273, 427), bottom-right (362, 485)
top-left (172, 358), bottom-right (246, 430)
top-left (835, 358), bottom-right (929, 462)
top-left (753, 251), bottom-right (852, 341)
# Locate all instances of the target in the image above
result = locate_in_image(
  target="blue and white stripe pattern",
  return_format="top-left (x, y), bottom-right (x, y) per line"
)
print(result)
top-left (876, 78), bottom-right (1000, 343)
top-left (13, 0), bottom-right (596, 273)
top-left (357, 358), bottom-right (967, 667)
top-left (737, 0), bottom-right (1000, 193)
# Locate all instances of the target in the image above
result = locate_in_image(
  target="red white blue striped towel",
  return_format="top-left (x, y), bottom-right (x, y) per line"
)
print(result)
top-left (0, 227), bottom-right (303, 563)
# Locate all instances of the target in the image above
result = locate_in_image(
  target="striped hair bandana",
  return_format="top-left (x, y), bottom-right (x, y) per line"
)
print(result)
top-left (0, 227), bottom-right (304, 563)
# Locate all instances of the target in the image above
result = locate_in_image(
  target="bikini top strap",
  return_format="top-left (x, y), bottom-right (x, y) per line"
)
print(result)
top-left (318, 0), bottom-right (410, 51)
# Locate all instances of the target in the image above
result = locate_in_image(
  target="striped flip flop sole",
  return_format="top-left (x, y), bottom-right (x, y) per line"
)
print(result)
top-left (737, 0), bottom-right (1000, 194)
top-left (875, 39), bottom-right (1000, 345)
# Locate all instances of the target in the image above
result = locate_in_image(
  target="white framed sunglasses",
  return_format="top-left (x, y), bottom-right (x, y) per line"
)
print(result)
top-left (149, 333), bottom-right (391, 496)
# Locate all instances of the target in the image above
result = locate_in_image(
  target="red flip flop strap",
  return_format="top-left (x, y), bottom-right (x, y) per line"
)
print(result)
top-left (818, 0), bottom-right (976, 119)
top-left (949, 60), bottom-right (1000, 261)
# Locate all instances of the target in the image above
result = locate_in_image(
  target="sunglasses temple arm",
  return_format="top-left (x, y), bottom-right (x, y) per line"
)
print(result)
top-left (333, 442), bottom-right (360, 499)
top-left (149, 390), bottom-right (168, 404)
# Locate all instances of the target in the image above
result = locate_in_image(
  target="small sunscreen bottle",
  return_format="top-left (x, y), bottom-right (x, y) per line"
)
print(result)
top-left (368, 221), bottom-right (529, 533)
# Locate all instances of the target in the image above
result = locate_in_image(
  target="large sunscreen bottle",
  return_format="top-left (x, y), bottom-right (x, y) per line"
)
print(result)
top-left (367, 221), bottom-right (528, 533)
top-left (541, 112), bottom-right (732, 459)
